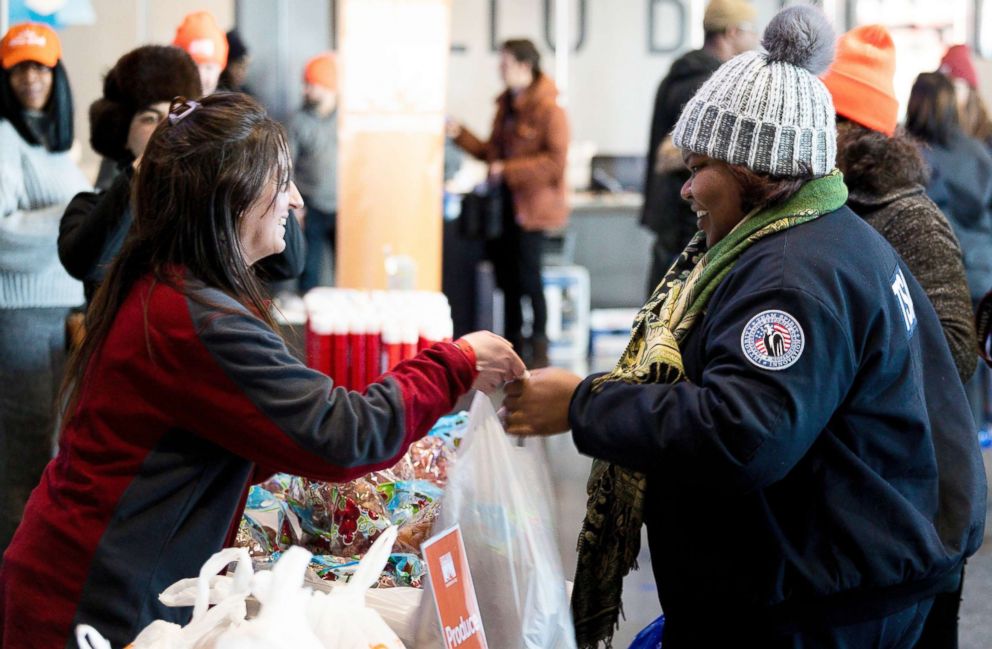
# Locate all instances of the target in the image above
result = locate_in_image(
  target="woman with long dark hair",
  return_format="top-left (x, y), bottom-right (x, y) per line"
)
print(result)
top-left (0, 93), bottom-right (523, 648)
top-left (0, 23), bottom-right (89, 555)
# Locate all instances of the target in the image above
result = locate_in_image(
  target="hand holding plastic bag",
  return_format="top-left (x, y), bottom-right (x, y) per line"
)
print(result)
top-left (308, 525), bottom-right (406, 648)
top-left (458, 331), bottom-right (527, 393)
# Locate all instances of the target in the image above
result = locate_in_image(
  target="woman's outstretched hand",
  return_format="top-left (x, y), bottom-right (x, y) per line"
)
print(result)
top-left (458, 331), bottom-right (527, 394)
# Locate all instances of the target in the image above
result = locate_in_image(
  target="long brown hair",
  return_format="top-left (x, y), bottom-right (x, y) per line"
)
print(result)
top-left (960, 86), bottom-right (992, 143)
top-left (60, 92), bottom-right (291, 425)
top-left (906, 72), bottom-right (960, 147)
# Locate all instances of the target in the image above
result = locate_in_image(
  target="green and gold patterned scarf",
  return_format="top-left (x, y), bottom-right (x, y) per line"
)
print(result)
top-left (571, 171), bottom-right (848, 648)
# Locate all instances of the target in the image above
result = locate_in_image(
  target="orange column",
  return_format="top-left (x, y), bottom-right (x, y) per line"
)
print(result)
top-left (336, 0), bottom-right (451, 291)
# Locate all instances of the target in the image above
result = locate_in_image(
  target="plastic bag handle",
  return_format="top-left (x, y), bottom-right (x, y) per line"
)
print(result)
top-left (346, 525), bottom-right (398, 594)
top-left (74, 624), bottom-right (111, 649)
top-left (193, 547), bottom-right (253, 619)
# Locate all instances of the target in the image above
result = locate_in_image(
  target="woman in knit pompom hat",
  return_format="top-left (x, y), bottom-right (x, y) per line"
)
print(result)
top-left (503, 6), bottom-right (985, 648)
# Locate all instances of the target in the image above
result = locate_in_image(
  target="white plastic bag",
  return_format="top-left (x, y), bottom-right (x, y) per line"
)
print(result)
top-left (130, 547), bottom-right (254, 649)
top-left (306, 560), bottom-right (422, 646)
top-left (307, 525), bottom-right (407, 648)
top-left (75, 625), bottom-right (111, 649)
top-left (213, 546), bottom-right (324, 649)
top-left (415, 393), bottom-right (577, 649)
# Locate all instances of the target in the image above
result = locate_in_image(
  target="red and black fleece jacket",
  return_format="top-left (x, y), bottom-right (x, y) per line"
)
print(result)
top-left (0, 273), bottom-right (476, 649)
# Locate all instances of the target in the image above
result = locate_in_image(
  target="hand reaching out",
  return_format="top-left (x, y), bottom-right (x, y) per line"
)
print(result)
top-left (457, 331), bottom-right (527, 394)
top-left (502, 367), bottom-right (584, 436)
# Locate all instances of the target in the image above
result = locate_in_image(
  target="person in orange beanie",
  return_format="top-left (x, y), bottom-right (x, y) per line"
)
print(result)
top-left (172, 10), bottom-right (228, 96)
top-left (825, 33), bottom-right (978, 646)
top-left (290, 52), bottom-right (339, 292)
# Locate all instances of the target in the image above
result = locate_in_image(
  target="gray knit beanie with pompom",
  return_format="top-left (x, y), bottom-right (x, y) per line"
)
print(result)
top-left (672, 4), bottom-right (837, 177)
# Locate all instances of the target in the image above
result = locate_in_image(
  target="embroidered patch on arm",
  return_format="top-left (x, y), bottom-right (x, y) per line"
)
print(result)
top-left (890, 267), bottom-right (917, 337)
top-left (741, 310), bottom-right (805, 371)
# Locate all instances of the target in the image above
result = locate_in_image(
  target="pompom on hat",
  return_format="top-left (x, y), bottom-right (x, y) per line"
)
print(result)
top-left (673, 5), bottom-right (837, 177)
top-left (173, 11), bottom-right (228, 68)
top-left (821, 25), bottom-right (898, 137)
top-left (304, 52), bottom-right (337, 91)
top-left (1, 22), bottom-right (61, 70)
top-left (940, 44), bottom-right (979, 89)
top-left (89, 45), bottom-right (202, 163)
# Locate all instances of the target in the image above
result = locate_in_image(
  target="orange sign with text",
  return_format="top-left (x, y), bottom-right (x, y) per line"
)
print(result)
top-left (422, 524), bottom-right (488, 649)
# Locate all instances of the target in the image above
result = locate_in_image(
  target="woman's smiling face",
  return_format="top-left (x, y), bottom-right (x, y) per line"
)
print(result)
top-left (680, 151), bottom-right (746, 248)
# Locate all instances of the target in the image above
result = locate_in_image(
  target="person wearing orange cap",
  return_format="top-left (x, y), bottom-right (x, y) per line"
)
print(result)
top-left (822, 26), bottom-right (975, 383)
top-left (825, 38), bottom-right (981, 646)
top-left (172, 10), bottom-right (229, 96)
top-left (0, 22), bottom-right (89, 555)
top-left (289, 52), bottom-right (339, 293)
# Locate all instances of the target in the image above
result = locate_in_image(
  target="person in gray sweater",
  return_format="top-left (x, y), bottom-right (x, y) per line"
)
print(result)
top-left (0, 23), bottom-right (89, 554)
top-left (289, 52), bottom-right (338, 293)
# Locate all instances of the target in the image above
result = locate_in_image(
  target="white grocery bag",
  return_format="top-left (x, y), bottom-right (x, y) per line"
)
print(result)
top-left (415, 393), bottom-right (577, 649)
top-left (75, 625), bottom-right (111, 649)
top-left (130, 547), bottom-right (254, 649)
top-left (213, 546), bottom-right (324, 649)
top-left (308, 525), bottom-right (407, 648)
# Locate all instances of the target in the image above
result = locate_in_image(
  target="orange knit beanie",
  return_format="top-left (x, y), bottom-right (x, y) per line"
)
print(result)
top-left (304, 52), bottom-right (337, 91)
top-left (821, 24), bottom-right (898, 136)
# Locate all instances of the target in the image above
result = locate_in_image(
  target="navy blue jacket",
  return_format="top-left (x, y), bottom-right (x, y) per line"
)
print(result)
top-left (569, 206), bottom-right (985, 629)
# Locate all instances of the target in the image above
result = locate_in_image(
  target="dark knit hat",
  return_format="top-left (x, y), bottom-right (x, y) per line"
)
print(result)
top-left (89, 45), bottom-right (201, 162)
top-left (226, 29), bottom-right (248, 62)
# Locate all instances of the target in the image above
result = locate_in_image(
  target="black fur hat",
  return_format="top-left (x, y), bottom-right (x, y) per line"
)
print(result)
top-left (89, 45), bottom-right (201, 162)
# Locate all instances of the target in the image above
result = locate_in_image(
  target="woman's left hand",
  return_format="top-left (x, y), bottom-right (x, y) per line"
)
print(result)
top-left (503, 367), bottom-right (583, 436)
top-left (489, 160), bottom-right (505, 179)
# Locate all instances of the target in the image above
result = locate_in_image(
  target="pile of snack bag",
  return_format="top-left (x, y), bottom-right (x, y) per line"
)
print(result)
top-left (235, 412), bottom-right (469, 588)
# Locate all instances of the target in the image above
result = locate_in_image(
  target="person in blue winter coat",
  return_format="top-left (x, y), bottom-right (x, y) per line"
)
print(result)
top-left (504, 7), bottom-right (986, 649)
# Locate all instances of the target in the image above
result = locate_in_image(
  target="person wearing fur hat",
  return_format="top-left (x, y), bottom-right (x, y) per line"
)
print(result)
top-left (59, 46), bottom-right (303, 305)
top-left (503, 6), bottom-right (985, 648)
top-left (0, 22), bottom-right (89, 555)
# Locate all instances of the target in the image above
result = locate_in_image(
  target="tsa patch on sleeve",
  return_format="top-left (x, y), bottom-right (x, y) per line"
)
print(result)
top-left (740, 310), bottom-right (805, 371)
top-left (890, 267), bottom-right (917, 336)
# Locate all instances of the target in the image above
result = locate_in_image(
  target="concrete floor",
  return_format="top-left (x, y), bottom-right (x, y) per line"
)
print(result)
top-left (537, 357), bottom-right (992, 648)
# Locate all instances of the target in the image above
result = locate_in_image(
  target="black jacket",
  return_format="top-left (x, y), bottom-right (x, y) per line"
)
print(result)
top-left (59, 170), bottom-right (305, 303)
top-left (641, 49), bottom-right (721, 253)
top-left (570, 207), bottom-right (985, 635)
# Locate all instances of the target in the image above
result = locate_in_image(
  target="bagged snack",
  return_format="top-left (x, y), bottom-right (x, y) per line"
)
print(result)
top-left (287, 477), bottom-right (391, 555)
